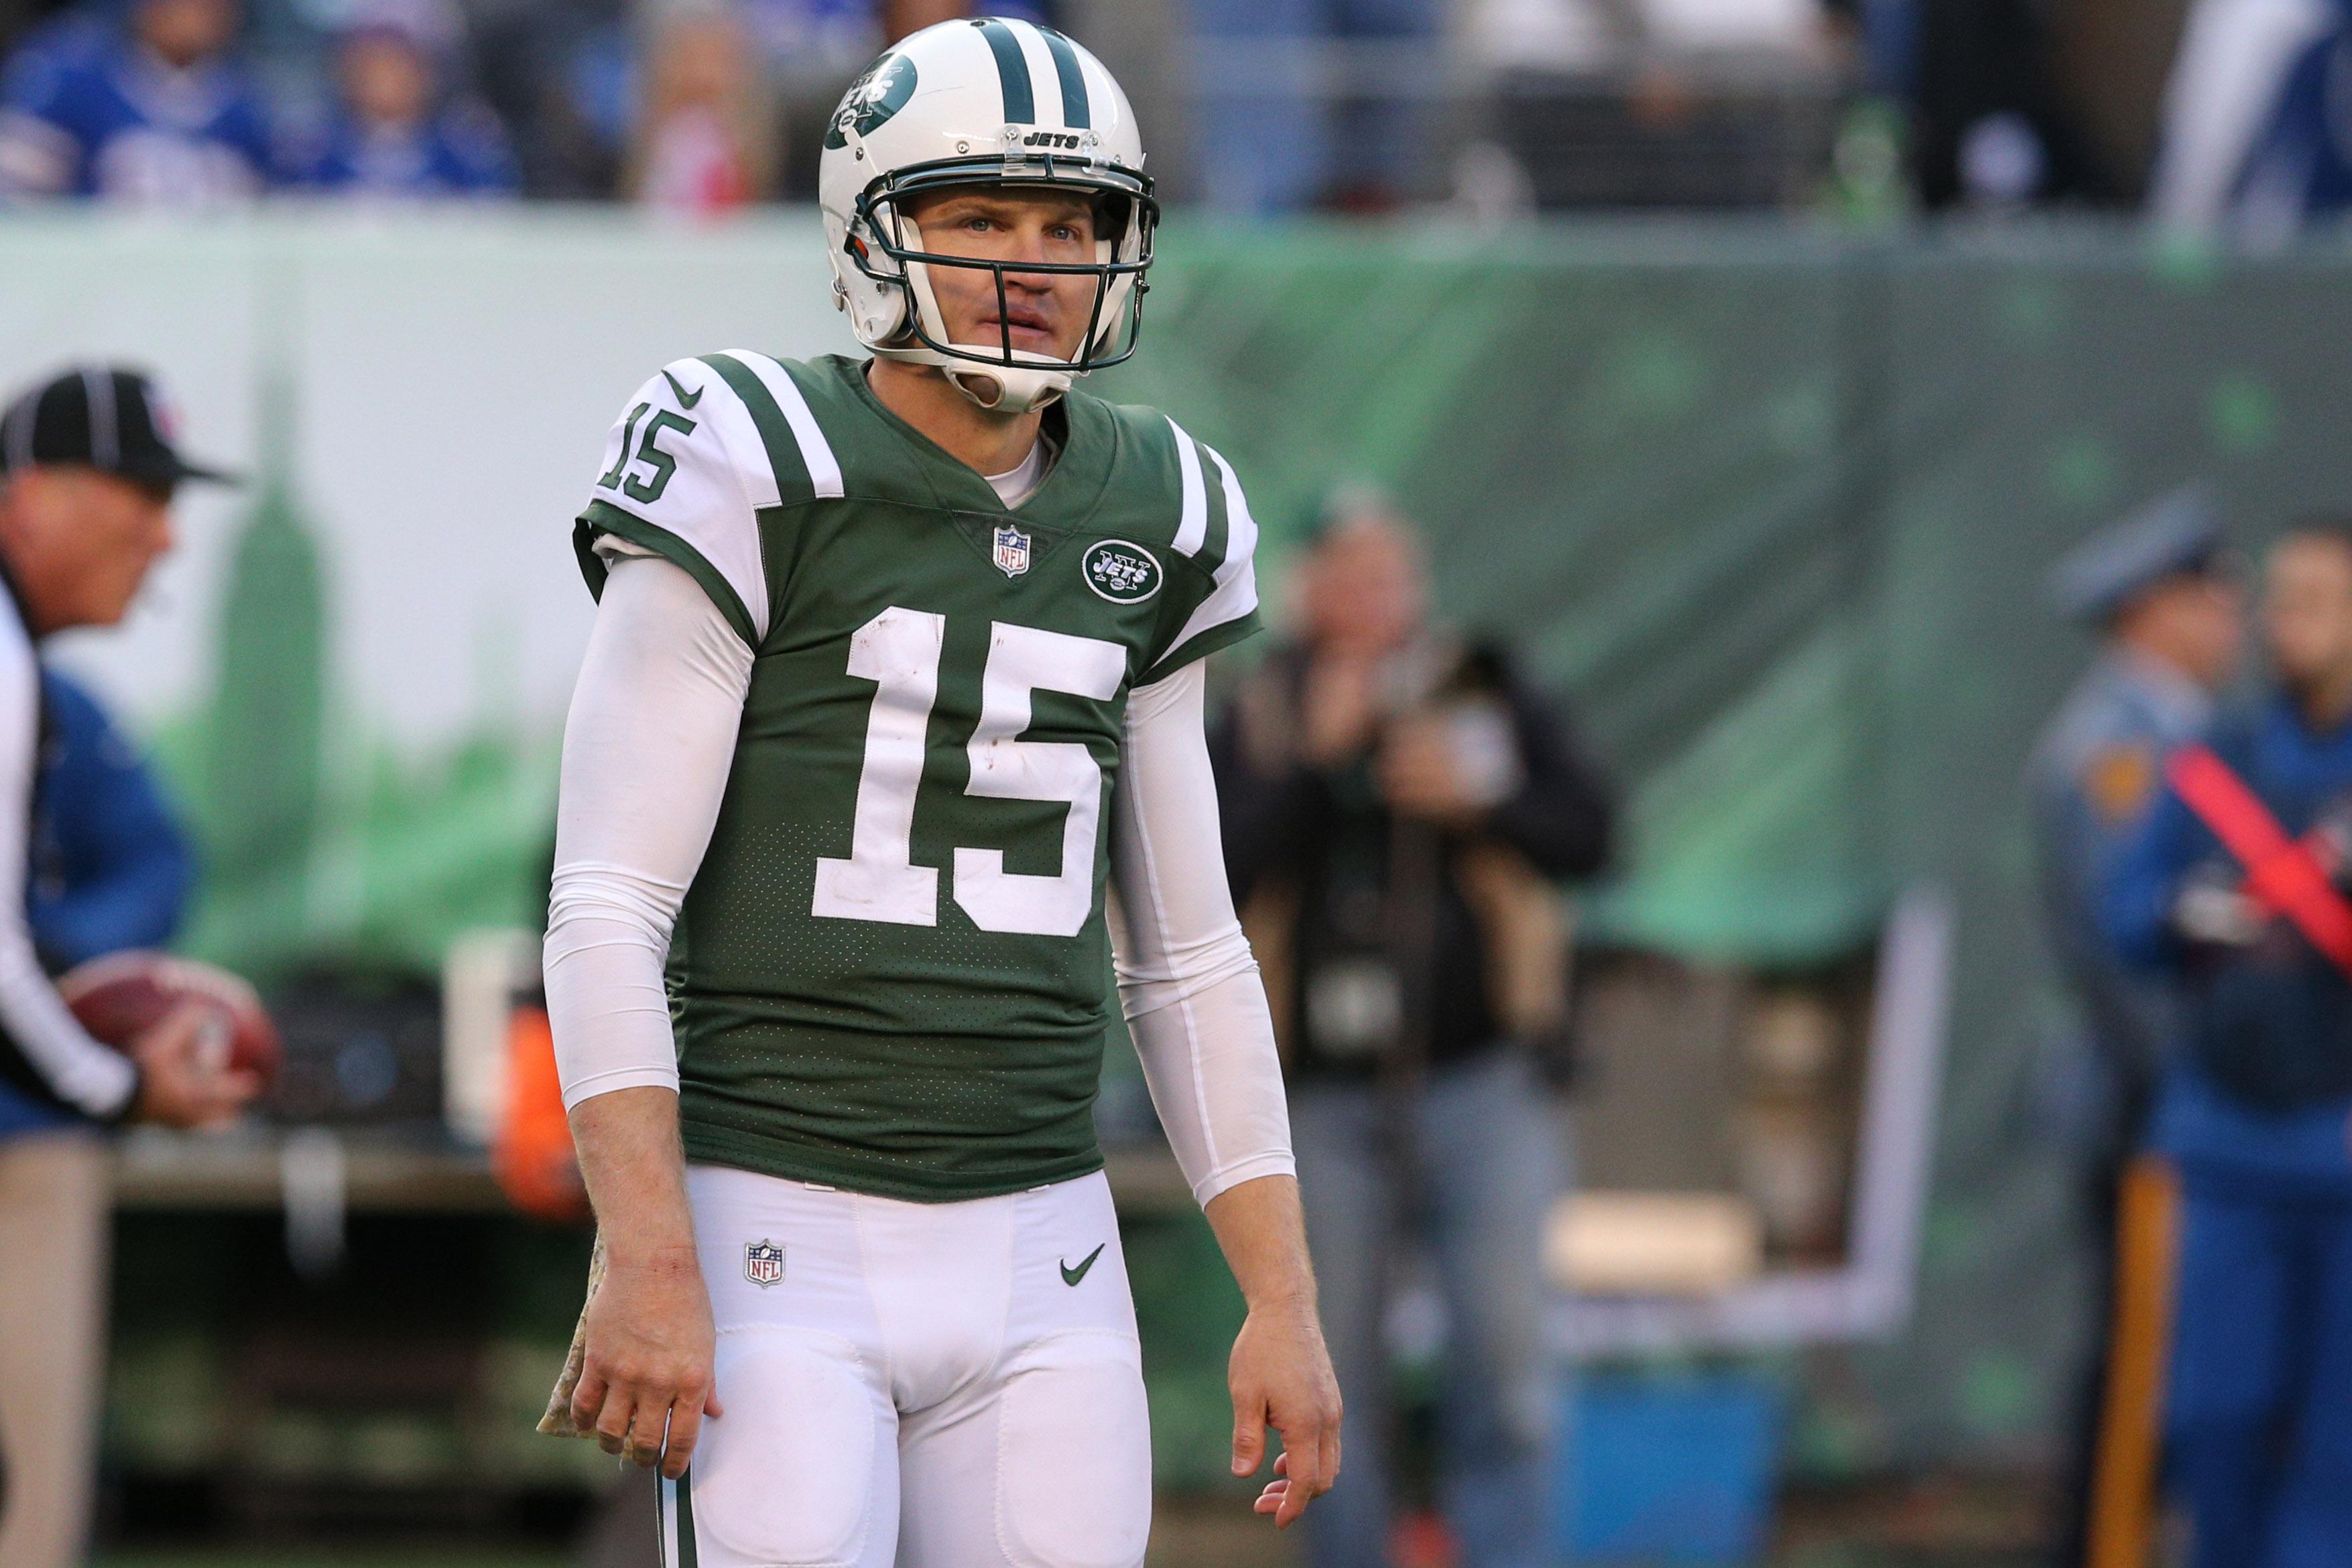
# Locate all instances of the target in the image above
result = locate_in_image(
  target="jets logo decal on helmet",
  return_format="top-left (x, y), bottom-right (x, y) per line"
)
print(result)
top-left (823, 54), bottom-right (917, 150)
top-left (818, 19), bottom-right (1156, 415)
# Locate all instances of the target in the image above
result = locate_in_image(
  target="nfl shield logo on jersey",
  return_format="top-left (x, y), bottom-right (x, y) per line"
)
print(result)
top-left (992, 523), bottom-right (1032, 579)
top-left (743, 1238), bottom-right (785, 1288)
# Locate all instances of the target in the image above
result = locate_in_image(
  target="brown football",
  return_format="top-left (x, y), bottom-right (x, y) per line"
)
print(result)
top-left (58, 952), bottom-right (282, 1086)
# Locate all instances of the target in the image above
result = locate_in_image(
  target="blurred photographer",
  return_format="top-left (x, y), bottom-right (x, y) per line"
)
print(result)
top-left (1211, 492), bottom-right (1611, 1568)
top-left (2105, 520), bottom-right (2352, 1568)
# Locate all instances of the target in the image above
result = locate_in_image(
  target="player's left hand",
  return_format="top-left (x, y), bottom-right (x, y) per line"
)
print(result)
top-left (1229, 1297), bottom-right (1342, 1528)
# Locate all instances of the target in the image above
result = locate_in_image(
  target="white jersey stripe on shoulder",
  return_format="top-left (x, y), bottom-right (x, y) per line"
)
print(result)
top-left (1166, 417), bottom-right (1208, 558)
top-left (1161, 446), bottom-right (1261, 659)
top-left (1204, 444), bottom-right (1259, 586)
top-left (717, 350), bottom-right (845, 499)
top-left (665, 357), bottom-right (780, 511)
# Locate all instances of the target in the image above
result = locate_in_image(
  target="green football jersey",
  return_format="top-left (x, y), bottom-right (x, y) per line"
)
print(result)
top-left (572, 351), bottom-right (1261, 1201)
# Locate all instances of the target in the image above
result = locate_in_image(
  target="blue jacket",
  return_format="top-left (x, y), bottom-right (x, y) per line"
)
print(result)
top-left (0, 669), bottom-right (191, 1138)
top-left (2028, 652), bottom-right (2210, 1113)
top-left (2105, 695), bottom-right (2352, 1191)
top-left (0, 18), bottom-right (277, 201)
top-left (2235, 28), bottom-right (2352, 226)
top-left (298, 104), bottom-right (517, 198)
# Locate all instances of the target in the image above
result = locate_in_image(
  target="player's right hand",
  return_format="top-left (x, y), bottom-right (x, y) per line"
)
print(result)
top-left (571, 1242), bottom-right (724, 1478)
top-left (131, 1002), bottom-right (262, 1130)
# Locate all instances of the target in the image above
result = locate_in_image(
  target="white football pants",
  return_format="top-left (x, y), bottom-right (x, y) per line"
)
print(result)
top-left (662, 1164), bottom-right (1153, 1568)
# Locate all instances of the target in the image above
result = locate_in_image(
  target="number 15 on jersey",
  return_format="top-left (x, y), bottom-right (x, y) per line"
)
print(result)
top-left (812, 607), bottom-right (1127, 939)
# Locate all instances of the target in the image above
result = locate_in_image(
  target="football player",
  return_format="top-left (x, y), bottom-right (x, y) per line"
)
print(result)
top-left (541, 20), bottom-right (1340, 1567)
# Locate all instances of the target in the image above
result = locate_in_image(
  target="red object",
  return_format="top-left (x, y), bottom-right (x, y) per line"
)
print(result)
top-left (2168, 745), bottom-right (2352, 976)
top-left (493, 1003), bottom-right (589, 1223)
top-left (58, 950), bottom-right (282, 1086)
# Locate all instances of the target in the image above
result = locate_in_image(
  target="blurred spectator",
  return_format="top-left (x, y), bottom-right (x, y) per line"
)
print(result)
top-left (0, 0), bottom-right (277, 203)
top-left (2219, 1), bottom-right (2352, 235)
top-left (0, 666), bottom-right (192, 1568)
top-left (2105, 521), bottom-right (2352, 1568)
top-left (1213, 494), bottom-right (1611, 1568)
top-left (1905, 0), bottom-right (2099, 206)
top-left (0, 0), bottom-right (70, 68)
top-left (1188, 0), bottom-right (1440, 212)
top-left (741, 0), bottom-right (879, 200)
top-left (750, 0), bottom-right (1059, 201)
top-left (298, 1), bottom-right (515, 198)
top-left (0, 365), bottom-right (229, 1568)
top-left (467, 0), bottom-right (629, 198)
top-left (884, 0), bottom-right (973, 30)
top-left (27, 667), bottom-right (194, 972)
top-left (2148, 0), bottom-right (2332, 231)
top-left (2026, 488), bottom-right (2241, 1568)
top-left (625, 4), bottom-right (776, 216)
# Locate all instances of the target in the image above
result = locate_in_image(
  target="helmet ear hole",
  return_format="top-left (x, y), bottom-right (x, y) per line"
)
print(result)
top-left (1092, 191), bottom-right (1129, 247)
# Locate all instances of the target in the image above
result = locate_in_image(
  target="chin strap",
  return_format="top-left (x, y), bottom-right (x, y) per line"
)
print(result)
top-left (942, 363), bottom-right (1067, 415)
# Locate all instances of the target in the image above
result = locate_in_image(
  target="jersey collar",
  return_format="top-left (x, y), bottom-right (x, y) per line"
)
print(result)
top-left (840, 356), bottom-right (1114, 527)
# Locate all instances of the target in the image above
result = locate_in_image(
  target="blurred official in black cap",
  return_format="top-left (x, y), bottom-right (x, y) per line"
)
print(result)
top-left (0, 363), bottom-right (251, 1568)
top-left (0, 365), bottom-right (237, 633)
top-left (2027, 483), bottom-right (2245, 1568)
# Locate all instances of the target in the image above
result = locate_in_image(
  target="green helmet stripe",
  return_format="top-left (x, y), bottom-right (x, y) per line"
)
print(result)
top-left (973, 17), bottom-right (1034, 125)
top-left (1040, 28), bottom-right (1090, 129)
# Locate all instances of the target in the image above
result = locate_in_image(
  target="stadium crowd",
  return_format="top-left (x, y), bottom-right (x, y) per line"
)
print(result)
top-left (4, 0), bottom-right (2352, 222)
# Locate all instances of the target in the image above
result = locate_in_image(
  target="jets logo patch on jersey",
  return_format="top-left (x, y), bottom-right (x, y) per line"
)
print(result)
top-left (993, 523), bottom-right (1032, 578)
top-left (1082, 539), bottom-right (1162, 604)
top-left (744, 1238), bottom-right (785, 1287)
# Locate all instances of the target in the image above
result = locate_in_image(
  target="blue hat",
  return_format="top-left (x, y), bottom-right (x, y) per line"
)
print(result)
top-left (2046, 485), bottom-right (2225, 625)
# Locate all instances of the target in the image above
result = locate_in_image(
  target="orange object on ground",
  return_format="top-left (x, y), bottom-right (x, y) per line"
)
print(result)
top-left (2087, 1156), bottom-right (2183, 1568)
top-left (493, 1004), bottom-right (589, 1222)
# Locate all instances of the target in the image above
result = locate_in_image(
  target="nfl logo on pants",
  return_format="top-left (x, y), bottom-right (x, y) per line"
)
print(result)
top-left (743, 1238), bottom-right (784, 1288)
top-left (993, 523), bottom-right (1031, 578)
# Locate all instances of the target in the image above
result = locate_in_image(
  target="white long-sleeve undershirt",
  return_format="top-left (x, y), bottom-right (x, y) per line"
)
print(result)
top-left (0, 593), bottom-right (137, 1119)
top-left (544, 551), bottom-right (1292, 1208)
top-left (1107, 665), bottom-right (1296, 1204)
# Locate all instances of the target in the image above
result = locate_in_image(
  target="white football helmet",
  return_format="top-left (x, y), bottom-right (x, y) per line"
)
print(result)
top-left (818, 19), bottom-right (1156, 415)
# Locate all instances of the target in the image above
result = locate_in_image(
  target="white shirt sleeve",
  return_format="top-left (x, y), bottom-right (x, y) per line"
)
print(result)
top-left (543, 553), bottom-right (753, 1110)
top-left (0, 604), bottom-right (136, 1119)
top-left (1109, 661), bottom-right (1295, 1207)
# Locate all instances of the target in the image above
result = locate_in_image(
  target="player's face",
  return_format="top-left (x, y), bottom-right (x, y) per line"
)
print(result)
top-left (0, 468), bottom-right (175, 633)
top-left (2264, 533), bottom-right (2352, 694)
top-left (902, 188), bottom-right (1103, 364)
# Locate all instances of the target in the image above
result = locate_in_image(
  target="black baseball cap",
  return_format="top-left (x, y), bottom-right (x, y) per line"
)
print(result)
top-left (0, 366), bottom-right (239, 493)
